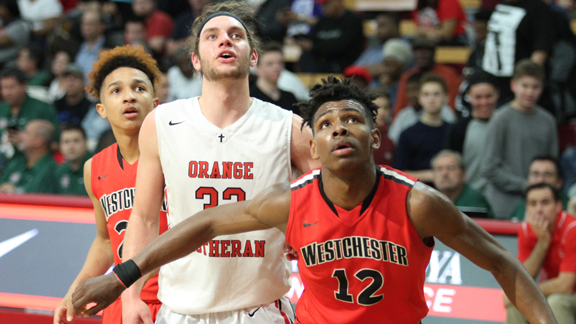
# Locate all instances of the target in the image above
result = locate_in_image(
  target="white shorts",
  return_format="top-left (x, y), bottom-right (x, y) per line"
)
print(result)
top-left (155, 297), bottom-right (295, 324)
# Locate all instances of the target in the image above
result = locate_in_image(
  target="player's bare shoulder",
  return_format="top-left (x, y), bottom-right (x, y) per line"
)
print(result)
top-left (407, 181), bottom-right (466, 239)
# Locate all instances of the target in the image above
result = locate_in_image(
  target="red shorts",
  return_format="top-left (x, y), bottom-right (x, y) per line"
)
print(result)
top-left (101, 298), bottom-right (162, 324)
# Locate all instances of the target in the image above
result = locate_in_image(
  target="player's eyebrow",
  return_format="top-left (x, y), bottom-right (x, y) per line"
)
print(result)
top-left (315, 107), bottom-right (363, 121)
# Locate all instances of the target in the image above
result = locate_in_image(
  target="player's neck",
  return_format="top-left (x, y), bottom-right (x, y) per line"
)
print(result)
top-left (199, 78), bottom-right (252, 129)
top-left (321, 163), bottom-right (377, 211)
top-left (112, 130), bottom-right (140, 164)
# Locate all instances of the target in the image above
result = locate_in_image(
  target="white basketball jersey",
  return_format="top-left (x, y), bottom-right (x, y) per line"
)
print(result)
top-left (155, 97), bottom-right (293, 314)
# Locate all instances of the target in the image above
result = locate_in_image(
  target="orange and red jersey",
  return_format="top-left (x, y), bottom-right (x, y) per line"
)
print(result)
top-left (286, 166), bottom-right (433, 324)
top-left (91, 143), bottom-right (168, 322)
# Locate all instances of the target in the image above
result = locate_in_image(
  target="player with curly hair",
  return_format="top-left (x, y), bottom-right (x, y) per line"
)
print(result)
top-left (73, 76), bottom-right (557, 324)
top-left (54, 45), bottom-right (168, 324)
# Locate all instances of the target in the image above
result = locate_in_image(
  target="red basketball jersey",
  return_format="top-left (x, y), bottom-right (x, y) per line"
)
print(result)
top-left (286, 166), bottom-right (433, 324)
top-left (91, 143), bottom-right (168, 304)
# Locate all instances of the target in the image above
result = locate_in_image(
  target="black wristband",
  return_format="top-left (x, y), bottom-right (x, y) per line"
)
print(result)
top-left (113, 260), bottom-right (142, 288)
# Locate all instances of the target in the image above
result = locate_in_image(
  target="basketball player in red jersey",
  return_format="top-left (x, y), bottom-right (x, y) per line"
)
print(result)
top-left (72, 77), bottom-right (557, 324)
top-left (53, 45), bottom-right (168, 324)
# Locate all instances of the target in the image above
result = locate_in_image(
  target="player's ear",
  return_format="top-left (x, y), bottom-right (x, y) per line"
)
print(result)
top-left (191, 53), bottom-right (201, 72)
top-left (250, 49), bottom-right (258, 68)
top-left (152, 97), bottom-right (160, 108)
top-left (96, 103), bottom-right (107, 119)
top-left (371, 127), bottom-right (381, 150)
top-left (310, 139), bottom-right (319, 160)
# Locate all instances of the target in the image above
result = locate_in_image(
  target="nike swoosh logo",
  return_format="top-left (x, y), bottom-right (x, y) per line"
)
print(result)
top-left (0, 229), bottom-right (38, 259)
top-left (303, 222), bottom-right (318, 227)
top-left (169, 120), bottom-right (184, 126)
top-left (248, 307), bottom-right (260, 317)
top-left (98, 175), bottom-right (107, 180)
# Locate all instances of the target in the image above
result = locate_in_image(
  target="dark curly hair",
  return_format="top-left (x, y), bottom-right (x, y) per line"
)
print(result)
top-left (298, 76), bottom-right (379, 133)
top-left (86, 45), bottom-right (161, 100)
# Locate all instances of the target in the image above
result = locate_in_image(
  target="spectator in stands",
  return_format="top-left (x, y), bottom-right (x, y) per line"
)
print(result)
top-left (465, 9), bottom-right (492, 77)
top-left (48, 51), bottom-right (71, 101)
top-left (354, 13), bottom-right (402, 82)
top-left (393, 73), bottom-right (452, 184)
top-left (389, 71), bottom-right (456, 145)
top-left (75, 9), bottom-right (112, 80)
top-left (481, 60), bottom-right (558, 218)
top-left (55, 124), bottom-right (90, 196)
top-left (0, 0), bottom-right (31, 69)
top-left (378, 38), bottom-right (412, 105)
top-left (123, 16), bottom-right (147, 46)
top-left (392, 37), bottom-right (462, 118)
top-left (0, 67), bottom-right (58, 152)
top-left (17, 0), bottom-right (62, 42)
top-left (166, 0), bottom-right (211, 57)
top-left (277, 69), bottom-right (310, 102)
top-left (283, 0), bottom-right (321, 38)
top-left (432, 150), bottom-right (493, 218)
top-left (297, 0), bottom-right (364, 73)
top-left (0, 119), bottom-right (57, 193)
top-left (504, 183), bottom-right (576, 324)
top-left (132, 0), bottom-right (174, 55)
top-left (254, 0), bottom-right (291, 43)
top-left (445, 72), bottom-right (498, 193)
top-left (167, 47), bottom-right (202, 102)
top-left (510, 156), bottom-right (568, 220)
top-left (250, 42), bottom-right (299, 114)
top-left (412, 0), bottom-right (468, 46)
top-left (343, 65), bottom-right (371, 90)
top-left (371, 90), bottom-right (394, 166)
top-left (482, 0), bottom-right (557, 104)
top-left (54, 64), bottom-right (92, 128)
top-left (16, 45), bottom-right (50, 86)
top-left (157, 71), bottom-right (170, 105)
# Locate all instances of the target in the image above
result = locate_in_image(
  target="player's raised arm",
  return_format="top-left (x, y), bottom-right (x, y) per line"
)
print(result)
top-left (407, 182), bottom-right (557, 324)
top-left (54, 159), bottom-right (114, 324)
top-left (72, 183), bottom-right (291, 317)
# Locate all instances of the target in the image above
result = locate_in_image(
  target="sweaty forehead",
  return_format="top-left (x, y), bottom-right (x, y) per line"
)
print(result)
top-left (200, 16), bottom-right (247, 36)
top-left (314, 100), bottom-right (367, 120)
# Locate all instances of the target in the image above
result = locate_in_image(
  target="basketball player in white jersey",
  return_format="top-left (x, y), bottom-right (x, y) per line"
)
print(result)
top-left (119, 2), bottom-right (317, 324)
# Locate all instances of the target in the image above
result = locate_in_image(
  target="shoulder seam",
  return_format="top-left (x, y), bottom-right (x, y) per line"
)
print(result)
top-left (291, 169), bottom-right (321, 191)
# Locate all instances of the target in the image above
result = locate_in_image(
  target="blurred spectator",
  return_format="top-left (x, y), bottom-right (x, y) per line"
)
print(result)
top-left (16, 45), bottom-right (51, 86)
top-left (0, 67), bottom-right (58, 151)
top-left (132, 0), bottom-right (174, 55)
top-left (250, 42), bottom-right (299, 114)
top-left (54, 64), bottom-right (92, 127)
top-left (465, 9), bottom-right (492, 77)
top-left (75, 9), bottom-right (113, 80)
top-left (354, 13), bottom-right (401, 82)
top-left (157, 71), bottom-right (170, 105)
top-left (48, 50), bottom-right (71, 101)
top-left (505, 183), bottom-right (576, 324)
top-left (412, 0), bottom-right (468, 46)
top-left (510, 156), bottom-right (568, 220)
top-left (388, 72), bottom-right (455, 145)
top-left (343, 65), bottom-right (371, 91)
top-left (378, 38), bottom-right (412, 105)
top-left (55, 124), bottom-right (90, 195)
top-left (392, 73), bottom-right (452, 184)
top-left (254, 0), bottom-right (292, 43)
top-left (297, 0), bottom-right (364, 73)
top-left (0, 0), bottom-right (31, 69)
top-left (371, 90), bottom-right (394, 166)
top-left (124, 16), bottom-right (147, 45)
top-left (432, 150), bottom-right (493, 218)
top-left (166, 0), bottom-right (211, 57)
top-left (445, 72), bottom-right (498, 192)
top-left (284, 0), bottom-right (321, 38)
top-left (481, 60), bottom-right (558, 218)
top-left (81, 104), bottom-right (111, 153)
top-left (17, 0), bottom-right (62, 42)
top-left (167, 47), bottom-right (202, 102)
top-left (482, 0), bottom-right (557, 104)
top-left (0, 119), bottom-right (57, 193)
top-left (277, 69), bottom-right (310, 101)
top-left (392, 37), bottom-right (462, 118)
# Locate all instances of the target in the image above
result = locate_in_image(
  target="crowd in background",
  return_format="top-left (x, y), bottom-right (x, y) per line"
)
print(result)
top-left (0, 0), bottom-right (575, 220)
